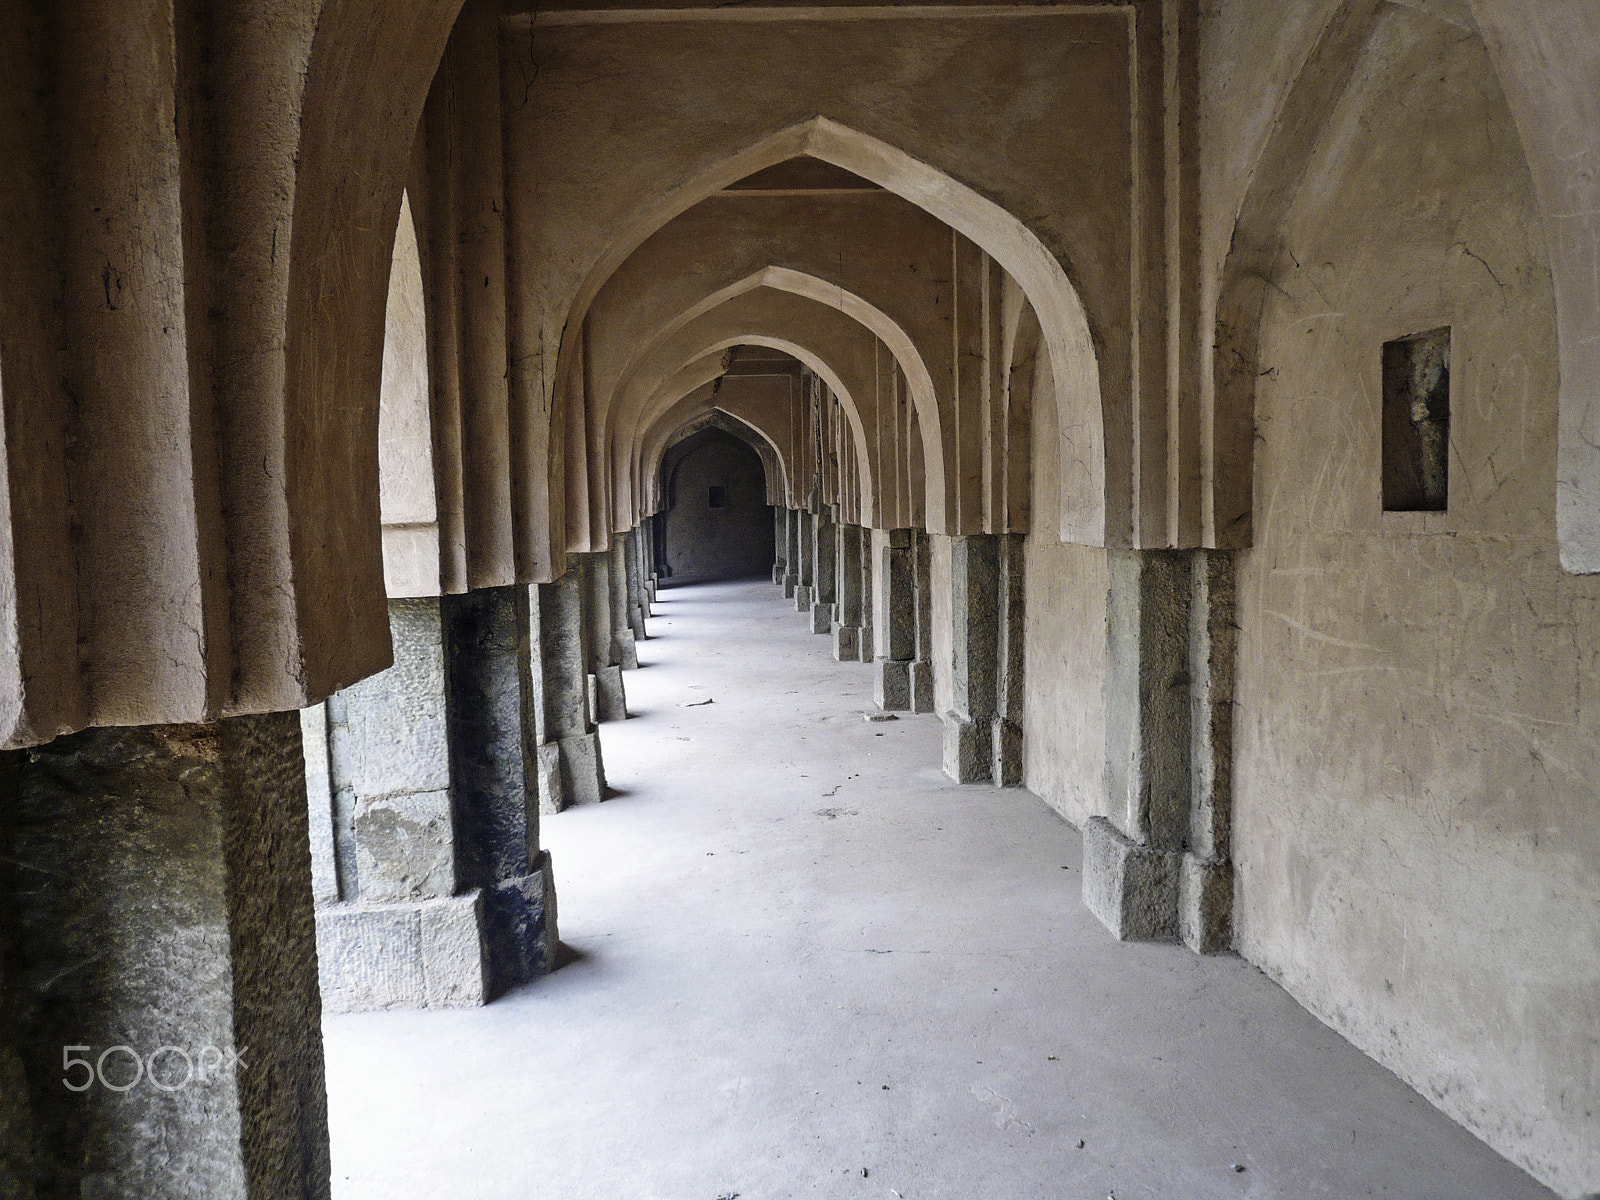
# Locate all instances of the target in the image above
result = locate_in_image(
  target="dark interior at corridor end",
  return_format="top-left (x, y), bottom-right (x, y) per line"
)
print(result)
top-left (1, 2), bottom-right (1598, 1198)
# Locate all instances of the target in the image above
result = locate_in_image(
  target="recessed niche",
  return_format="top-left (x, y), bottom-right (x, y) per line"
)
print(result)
top-left (1381, 327), bottom-right (1451, 512)
top-left (707, 485), bottom-right (727, 510)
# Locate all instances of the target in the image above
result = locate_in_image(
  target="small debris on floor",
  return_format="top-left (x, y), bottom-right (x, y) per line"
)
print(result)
top-left (815, 807), bottom-right (859, 819)
top-left (862, 710), bottom-right (898, 722)
top-left (1232, 1163), bottom-right (1247, 1173)
top-left (1047, 1055), bottom-right (1058, 1061)
top-left (1076, 1139), bottom-right (1085, 1149)
top-left (715, 1193), bottom-right (739, 1200)
top-left (860, 1167), bottom-right (869, 1177)
top-left (681, 697), bottom-right (714, 707)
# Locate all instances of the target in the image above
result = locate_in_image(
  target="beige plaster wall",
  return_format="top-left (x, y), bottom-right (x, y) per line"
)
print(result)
top-left (1228, 10), bottom-right (1600, 1194)
top-left (1021, 359), bottom-right (1107, 827)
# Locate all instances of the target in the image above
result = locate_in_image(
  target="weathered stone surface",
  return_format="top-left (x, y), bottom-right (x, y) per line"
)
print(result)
top-left (832, 625), bottom-right (860, 661)
top-left (909, 660), bottom-right (936, 715)
top-left (1081, 816), bottom-right (1180, 942)
top-left (557, 732), bottom-right (606, 807)
top-left (793, 584), bottom-right (813, 612)
top-left (0, 715), bottom-right (330, 1199)
top-left (810, 602), bottom-right (832, 635)
top-left (1179, 854), bottom-right (1232, 956)
top-left (480, 852), bottom-right (560, 996)
top-left (316, 891), bottom-right (487, 1012)
top-left (535, 741), bottom-right (565, 814)
top-left (941, 714), bottom-right (991, 784)
top-left (595, 665), bottom-right (628, 722)
top-left (991, 718), bottom-right (1023, 787)
top-left (613, 627), bottom-right (640, 670)
top-left (875, 659), bottom-right (911, 711)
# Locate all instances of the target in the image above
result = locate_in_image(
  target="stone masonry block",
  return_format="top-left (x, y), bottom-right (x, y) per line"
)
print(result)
top-left (833, 625), bottom-right (860, 662)
top-left (316, 891), bottom-right (487, 1013)
top-left (535, 741), bottom-right (565, 814)
top-left (1081, 816), bottom-right (1180, 941)
top-left (1179, 853), bottom-right (1234, 955)
top-left (810, 602), bottom-right (832, 634)
top-left (557, 731), bottom-right (606, 806)
top-left (595, 665), bottom-right (627, 722)
top-left (910, 660), bottom-right (936, 714)
top-left (875, 658), bottom-right (911, 711)
top-left (942, 714), bottom-right (993, 784)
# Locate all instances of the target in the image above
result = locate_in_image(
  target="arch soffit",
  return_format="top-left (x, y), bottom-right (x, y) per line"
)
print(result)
top-left (614, 299), bottom-right (879, 518)
top-left (657, 405), bottom-right (790, 512)
top-left (632, 336), bottom-right (874, 527)
top-left (560, 117), bottom-right (1105, 544)
top-left (605, 268), bottom-right (937, 518)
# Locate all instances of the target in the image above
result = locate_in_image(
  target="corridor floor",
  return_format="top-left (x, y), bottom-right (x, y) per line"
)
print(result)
top-left (322, 578), bottom-right (1556, 1200)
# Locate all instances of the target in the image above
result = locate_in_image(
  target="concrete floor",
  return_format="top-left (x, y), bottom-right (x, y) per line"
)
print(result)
top-left (323, 578), bottom-right (1557, 1200)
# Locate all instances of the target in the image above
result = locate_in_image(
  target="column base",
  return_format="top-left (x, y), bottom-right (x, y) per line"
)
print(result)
top-left (536, 732), bottom-right (606, 812)
top-left (810, 601), bottom-right (832, 634)
top-left (874, 658), bottom-right (911, 710)
top-left (942, 713), bottom-right (993, 783)
top-left (833, 624), bottom-right (861, 661)
top-left (910, 659), bottom-right (935, 713)
top-left (481, 851), bottom-right (560, 997)
top-left (783, 572), bottom-right (798, 598)
top-left (991, 717), bottom-right (1023, 785)
top-left (858, 627), bottom-right (874, 663)
top-left (1179, 853), bottom-right (1233, 954)
top-left (595, 665), bottom-right (628, 721)
top-left (794, 584), bottom-right (813, 611)
top-left (585, 673), bottom-right (599, 726)
top-left (1081, 816), bottom-right (1180, 941)
top-left (629, 605), bottom-right (646, 640)
top-left (316, 890), bottom-right (488, 1012)
top-left (613, 628), bottom-right (639, 670)
top-left (772, 561), bottom-right (785, 585)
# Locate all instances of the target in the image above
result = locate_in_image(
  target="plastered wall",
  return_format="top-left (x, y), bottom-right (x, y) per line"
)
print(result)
top-left (1021, 361), bottom-right (1108, 827)
top-left (1225, 9), bottom-right (1600, 1193)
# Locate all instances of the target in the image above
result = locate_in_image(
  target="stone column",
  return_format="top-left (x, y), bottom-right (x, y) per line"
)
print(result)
top-left (810, 505), bottom-right (837, 635)
top-left (528, 573), bottom-right (606, 812)
top-left (783, 508), bottom-right (801, 598)
top-left (794, 509), bottom-right (815, 611)
top-left (942, 535), bottom-right (999, 783)
top-left (874, 528), bottom-right (915, 710)
top-left (305, 598), bottom-right (490, 1012)
top-left (1083, 550), bottom-right (1236, 953)
top-left (609, 540), bottom-right (639, 669)
top-left (910, 529), bottom-right (936, 714)
top-left (773, 508), bottom-right (788, 586)
top-left (623, 529), bottom-right (648, 639)
top-left (992, 534), bottom-right (1026, 785)
top-left (857, 527), bottom-right (876, 663)
top-left (1, 715), bottom-right (331, 1198)
top-left (833, 523), bottom-right (864, 661)
top-left (579, 551), bottom-right (627, 721)
top-left (443, 586), bottom-right (560, 997)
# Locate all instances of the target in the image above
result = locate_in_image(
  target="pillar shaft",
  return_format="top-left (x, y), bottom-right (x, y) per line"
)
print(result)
top-left (773, 508), bottom-right (788, 586)
top-left (528, 574), bottom-right (606, 812)
top-left (832, 523), bottom-right (865, 661)
top-left (942, 535), bottom-right (1000, 783)
top-left (783, 508), bottom-right (801, 597)
top-left (579, 552), bottom-right (627, 721)
top-left (910, 529), bottom-right (936, 713)
top-left (1083, 550), bottom-right (1236, 952)
top-left (1, 715), bottom-right (330, 1198)
top-left (810, 507), bottom-right (837, 634)
top-left (873, 528), bottom-right (915, 711)
top-left (609, 540), bottom-right (638, 669)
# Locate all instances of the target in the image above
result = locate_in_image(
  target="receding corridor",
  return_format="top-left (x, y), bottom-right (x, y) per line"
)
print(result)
top-left (322, 579), bottom-right (1555, 1200)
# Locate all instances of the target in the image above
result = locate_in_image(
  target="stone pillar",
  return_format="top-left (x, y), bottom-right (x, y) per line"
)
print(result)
top-left (773, 507), bottom-right (788, 586)
top-left (942, 535), bottom-right (999, 783)
top-left (1182, 553), bottom-right (1237, 954)
top-left (857, 527), bottom-right (876, 663)
top-left (609, 540), bottom-right (639, 669)
top-left (579, 552), bottom-right (627, 721)
top-left (910, 529), bottom-right (936, 714)
top-left (646, 516), bottom-right (662, 599)
top-left (833, 523), bottom-right (864, 661)
top-left (623, 529), bottom-right (648, 639)
top-left (1083, 549), bottom-right (1236, 952)
top-left (810, 505), bottom-right (837, 635)
top-left (993, 534), bottom-right (1026, 785)
top-left (306, 598), bottom-right (490, 1012)
top-left (794, 509), bottom-right (814, 611)
top-left (874, 528), bottom-right (915, 710)
top-left (783, 508), bottom-right (801, 598)
top-left (0, 715), bottom-right (332, 1198)
top-left (443, 586), bottom-right (560, 997)
top-left (528, 573), bottom-right (606, 812)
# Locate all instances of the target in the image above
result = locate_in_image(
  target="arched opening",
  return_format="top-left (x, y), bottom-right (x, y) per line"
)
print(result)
top-left (658, 426), bottom-right (775, 583)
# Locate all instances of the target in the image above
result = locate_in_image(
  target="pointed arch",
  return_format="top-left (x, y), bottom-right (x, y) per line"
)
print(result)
top-left (558, 117), bottom-right (1105, 545)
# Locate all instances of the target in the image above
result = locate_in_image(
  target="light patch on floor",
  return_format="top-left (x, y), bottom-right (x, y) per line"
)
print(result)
top-left (323, 578), bottom-right (1556, 1200)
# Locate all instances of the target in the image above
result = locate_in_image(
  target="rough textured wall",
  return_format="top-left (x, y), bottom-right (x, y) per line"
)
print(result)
top-left (930, 535), bottom-right (953, 717)
top-left (663, 436), bottom-right (773, 582)
top-left (1229, 10), bottom-right (1600, 1195)
top-left (1021, 361), bottom-right (1107, 826)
